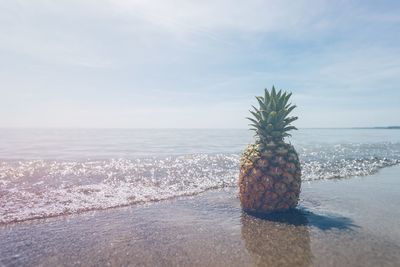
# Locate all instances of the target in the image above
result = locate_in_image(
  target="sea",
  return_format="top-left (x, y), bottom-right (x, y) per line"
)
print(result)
top-left (1, 128), bottom-right (399, 224)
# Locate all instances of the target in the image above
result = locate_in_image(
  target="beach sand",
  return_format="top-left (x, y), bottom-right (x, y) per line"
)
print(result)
top-left (1, 166), bottom-right (400, 267)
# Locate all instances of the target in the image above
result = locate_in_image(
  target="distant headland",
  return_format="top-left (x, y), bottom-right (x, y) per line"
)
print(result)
top-left (373, 126), bottom-right (400, 129)
top-left (350, 126), bottom-right (400, 129)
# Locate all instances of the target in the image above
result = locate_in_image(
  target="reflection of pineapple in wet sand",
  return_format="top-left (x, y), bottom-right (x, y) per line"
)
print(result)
top-left (241, 214), bottom-right (311, 267)
top-left (239, 86), bottom-right (301, 213)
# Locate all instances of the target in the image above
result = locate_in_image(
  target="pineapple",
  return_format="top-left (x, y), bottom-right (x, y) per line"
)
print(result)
top-left (239, 86), bottom-right (301, 213)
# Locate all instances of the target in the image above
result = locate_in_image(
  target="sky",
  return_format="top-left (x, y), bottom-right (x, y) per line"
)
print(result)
top-left (0, 0), bottom-right (399, 128)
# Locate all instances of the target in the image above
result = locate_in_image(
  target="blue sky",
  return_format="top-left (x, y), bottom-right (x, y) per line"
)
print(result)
top-left (1, 0), bottom-right (399, 128)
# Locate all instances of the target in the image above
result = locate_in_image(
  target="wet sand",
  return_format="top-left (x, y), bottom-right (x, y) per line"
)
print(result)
top-left (1, 166), bottom-right (400, 267)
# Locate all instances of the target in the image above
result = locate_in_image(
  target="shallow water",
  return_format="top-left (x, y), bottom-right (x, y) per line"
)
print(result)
top-left (1, 166), bottom-right (400, 267)
top-left (1, 128), bottom-right (400, 223)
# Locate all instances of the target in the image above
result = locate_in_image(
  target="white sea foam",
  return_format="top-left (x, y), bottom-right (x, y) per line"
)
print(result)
top-left (0, 155), bottom-right (239, 224)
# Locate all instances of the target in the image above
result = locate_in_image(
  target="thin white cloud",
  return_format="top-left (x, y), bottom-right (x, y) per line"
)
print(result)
top-left (109, 0), bottom-right (331, 37)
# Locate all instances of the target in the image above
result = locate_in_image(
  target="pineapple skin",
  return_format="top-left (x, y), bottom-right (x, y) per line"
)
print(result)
top-left (239, 142), bottom-right (301, 213)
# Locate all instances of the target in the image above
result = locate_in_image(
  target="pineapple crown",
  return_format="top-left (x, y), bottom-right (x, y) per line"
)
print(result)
top-left (247, 86), bottom-right (298, 143)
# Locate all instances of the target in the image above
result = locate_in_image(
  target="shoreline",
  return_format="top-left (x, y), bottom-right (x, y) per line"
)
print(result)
top-left (1, 166), bottom-right (400, 266)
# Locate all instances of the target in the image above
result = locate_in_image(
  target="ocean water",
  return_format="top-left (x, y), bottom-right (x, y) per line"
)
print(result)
top-left (1, 128), bottom-right (399, 224)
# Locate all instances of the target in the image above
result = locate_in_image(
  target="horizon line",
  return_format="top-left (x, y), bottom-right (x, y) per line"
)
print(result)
top-left (0, 126), bottom-right (398, 130)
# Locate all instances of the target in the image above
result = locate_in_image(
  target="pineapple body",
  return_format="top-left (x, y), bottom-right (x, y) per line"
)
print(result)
top-left (239, 86), bottom-right (301, 213)
top-left (239, 143), bottom-right (301, 213)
